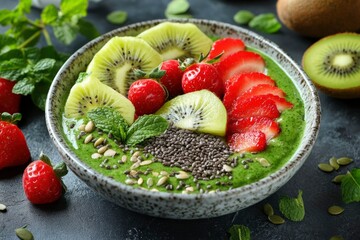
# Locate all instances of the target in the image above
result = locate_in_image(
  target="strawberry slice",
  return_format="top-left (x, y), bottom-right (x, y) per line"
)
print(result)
top-left (227, 116), bottom-right (280, 141)
top-left (223, 72), bottom-right (275, 109)
top-left (238, 84), bottom-right (286, 99)
top-left (215, 51), bottom-right (266, 84)
top-left (207, 38), bottom-right (245, 61)
top-left (229, 96), bottom-right (280, 120)
top-left (227, 131), bottom-right (267, 153)
top-left (259, 94), bottom-right (294, 112)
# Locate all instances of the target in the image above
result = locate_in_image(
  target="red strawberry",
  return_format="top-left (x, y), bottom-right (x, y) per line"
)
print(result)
top-left (128, 79), bottom-right (167, 116)
top-left (215, 51), bottom-right (266, 84)
top-left (261, 95), bottom-right (294, 111)
top-left (182, 63), bottom-right (224, 98)
top-left (228, 131), bottom-right (267, 153)
top-left (227, 116), bottom-right (280, 141)
top-left (0, 78), bottom-right (21, 114)
top-left (223, 73), bottom-right (275, 109)
top-left (207, 38), bottom-right (245, 61)
top-left (238, 84), bottom-right (286, 100)
top-left (229, 96), bottom-right (280, 120)
top-left (23, 154), bottom-right (68, 204)
top-left (0, 114), bottom-right (30, 170)
top-left (159, 60), bottom-right (184, 98)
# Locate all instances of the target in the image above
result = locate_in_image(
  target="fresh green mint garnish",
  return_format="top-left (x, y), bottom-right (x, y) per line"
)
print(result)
top-left (87, 107), bottom-right (129, 142)
top-left (126, 115), bottom-right (169, 146)
top-left (233, 10), bottom-right (255, 25)
top-left (165, 0), bottom-right (192, 19)
top-left (279, 190), bottom-right (305, 221)
top-left (228, 224), bottom-right (251, 240)
top-left (248, 14), bottom-right (282, 34)
top-left (107, 11), bottom-right (128, 25)
top-left (341, 168), bottom-right (360, 203)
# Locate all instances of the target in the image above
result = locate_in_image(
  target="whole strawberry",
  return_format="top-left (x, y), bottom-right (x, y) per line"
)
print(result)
top-left (23, 153), bottom-right (68, 204)
top-left (0, 113), bottom-right (30, 170)
top-left (159, 60), bottom-right (184, 98)
top-left (0, 78), bottom-right (21, 114)
top-left (128, 79), bottom-right (167, 116)
top-left (182, 63), bottom-right (224, 98)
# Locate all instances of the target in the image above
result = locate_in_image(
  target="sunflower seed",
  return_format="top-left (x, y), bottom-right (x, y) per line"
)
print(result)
top-left (329, 157), bottom-right (339, 170)
top-left (132, 151), bottom-right (141, 158)
top-left (91, 153), bottom-right (102, 159)
top-left (0, 203), bottom-right (6, 211)
top-left (130, 162), bottom-right (140, 170)
top-left (336, 157), bottom-right (353, 166)
top-left (175, 171), bottom-right (190, 180)
top-left (222, 164), bottom-right (233, 172)
top-left (147, 178), bottom-right (154, 187)
top-left (125, 179), bottom-right (136, 185)
top-left (137, 178), bottom-right (144, 185)
top-left (332, 174), bottom-right (346, 184)
top-left (268, 214), bottom-right (285, 225)
top-left (318, 163), bottom-right (334, 172)
top-left (160, 171), bottom-right (169, 176)
top-left (104, 149), bottom-right (117, 157)
top-left (328, 205), bottom-right (344, 215)
top-left (140, 160), bottom-right (153, 166)
top-left (185, 186), bottom-right (194, 192)
top-left (98, 145), bottom-right (108, 154)
top-left (78, 124), bottom-right (86, 131)
top-left (263, 203), bottom-right (274, 216)
top-left (121, 155), bottom-right (127, 163)
top-left (85, 121), bottom-right (95, 133)
top-left (94, 137), bottom-right (105, 147)
top-left (152, 171), bottom-right (159, 177)
top-left (257, 158), bottom-right (271, 167)
top-left (157, 176), bottom-right (169, 186)
top-left (84, 134), bottom-right (93, 144)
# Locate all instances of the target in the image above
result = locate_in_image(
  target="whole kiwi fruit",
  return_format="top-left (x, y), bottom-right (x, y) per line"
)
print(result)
top-left (276, 0), bottom-right (360, 38)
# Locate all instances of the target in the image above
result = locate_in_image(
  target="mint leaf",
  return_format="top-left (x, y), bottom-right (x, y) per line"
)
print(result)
top-left (53, 24), bottom-right (79, 45)
top-left (60, 0), bottom-right (88, 18)
top-left (228, 225), bottom-right (251, 240)
top-left (87, 107), bottom-right (129, 142)
top-left (17, 0), bottom-right (32, 14)
top-left (233, 10), bottom-right (255, 25)
top-left (78, 19), bottom-right (100, 39)
top-left (0, 34), bottom-right (16, 51)
top-left (126, 115), bottom-right (169, 146)
top-left (13, 78), bottom-right (35, 95)
top-left (341, 168), bottom-right (360, 203)
top-left (0, 58), bottom-right (27, 80)
top-left (107, 11), bottom-right (127, 25)
top-left (33, 58), bottom-right (56, 72)
top-left (248, 14), bottom-right (281, 34)
top-left (279, 190), bottom-right (305, 221)
top-left (41, 4), bottom-right (58, 25)
top-left (166, 0), bottom-right (190, 15)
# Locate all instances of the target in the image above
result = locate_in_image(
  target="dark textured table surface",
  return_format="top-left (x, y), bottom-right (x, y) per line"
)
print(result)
top-left (1, 0), bottom-right (359, 239)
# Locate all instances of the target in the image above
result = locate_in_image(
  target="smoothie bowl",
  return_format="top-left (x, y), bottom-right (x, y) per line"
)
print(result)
top-left (45, 19), bottom-right (321, 219)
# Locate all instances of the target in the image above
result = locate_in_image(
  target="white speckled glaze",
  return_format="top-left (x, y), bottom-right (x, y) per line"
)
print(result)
top-left (45, 19), bottom-right (321, 219)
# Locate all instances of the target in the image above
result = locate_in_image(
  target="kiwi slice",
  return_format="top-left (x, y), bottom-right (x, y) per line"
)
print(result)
top-left (137, 22), bottom-right (213, 60)
top-left (302, 33), bottom-right (360, 98)
top-left (64, 74), bottom-right (135, 124)
top-left (155, 90), bottom-right (227, 136)
top-left (86, 36), bottom-right (162, 95)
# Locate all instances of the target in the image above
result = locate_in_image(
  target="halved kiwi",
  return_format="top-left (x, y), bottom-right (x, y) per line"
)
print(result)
top-left (86, 36), bottom-right (162, 96)
top-left (155, 90), bottom-right (227, 136)
top-left (137, 22), bottom-right (213, 60)
top-left (64, 74), bottom-right (135, 124)
top-left (302, 33), bottom-right (360, 98)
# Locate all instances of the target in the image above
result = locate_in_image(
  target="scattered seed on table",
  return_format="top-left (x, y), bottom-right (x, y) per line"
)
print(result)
top-left (263, 203), bottom-right (274, 216)
top-left (15, 227), bottom-right (34, 240)
top-left (328, 205), bottom-right (344, 215)
top-left (332, 174), bottom-right (346, 184)
top-left (0, 203), bottom-right (6, 211)
top-left (336, 157), bottom-right (353, 166)
top-left (329, 157), bottom-right (339, 170)
top-left (84, 121), bottom-right (95, 133)
top-left (268, 214), bottom-right (285, 225)
top-left (318, 163), bottom-right (334, 173)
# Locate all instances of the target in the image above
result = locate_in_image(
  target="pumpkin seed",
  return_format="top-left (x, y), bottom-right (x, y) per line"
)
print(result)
top-left (318, 163), bottom-right (334, 173)
top-left (328, 205), bottom-right (344, 215)
top-left (84, 121), bottom-right (95, 133)
top-left (263, 203), bottom-right (274, 216)
top-left (147, 178), bottom-right (154, 188)
top-left (0, 203), bottom-right (6, 211)
top-left (332, 174), bottom-right (346, 184)
top-left (157, 176), bottom-right (169, 186)
top-left (140, 160), bottom-right (153, 166)
top-left (329, 157), bottom-right (339, 170)
top-left (330, 235), bottom-right (344, 240)
top-left (336, 157), bottom-right (353, 166)
top-left (256, 157), bottom-right (271, 167)
top-left (91, 153), bottom-right (102, 159)
top-left (15, 227), bottom-right (34, 240)
top-left (175, 171), bottom-right (190, 180)
top-left (268, 214), bottom-right (285, 225)
top-left (104, 149), bottom-right (117, 157)
top-left (94, 137), bottom-right (105, 147)
top-left (84, 134), bottom-right (93, 144)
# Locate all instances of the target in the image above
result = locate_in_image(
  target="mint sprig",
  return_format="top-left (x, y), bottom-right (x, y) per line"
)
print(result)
top-left (279, 190), bottom-right (305, 221)
top-left (228, 224), bottom-right (251, 240)
top-left (341, 168), bottom-right (360, 203)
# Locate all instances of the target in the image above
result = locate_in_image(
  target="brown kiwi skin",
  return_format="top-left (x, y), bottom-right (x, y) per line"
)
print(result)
top-left (277, 0), bottom-right (360, 38)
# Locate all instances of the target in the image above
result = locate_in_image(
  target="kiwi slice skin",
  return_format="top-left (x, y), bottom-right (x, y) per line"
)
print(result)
top-left (155, 90), bottom-right (227, 137)
top-left (64, 74), bottom-right (135, 124)
top-left (302, 33), bottom-right (360, 98)
top-left (86, 36), bottom-right (162, 96)
top-left (138, 22), bottom-right (213, 61)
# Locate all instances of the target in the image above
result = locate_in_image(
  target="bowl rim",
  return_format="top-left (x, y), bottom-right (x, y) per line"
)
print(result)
top-left (45, 18), bottom-right (321, 202)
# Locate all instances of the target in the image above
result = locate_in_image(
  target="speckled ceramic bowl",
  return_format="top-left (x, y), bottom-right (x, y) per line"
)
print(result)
top-left (45, 19), bottom-right (321, 219)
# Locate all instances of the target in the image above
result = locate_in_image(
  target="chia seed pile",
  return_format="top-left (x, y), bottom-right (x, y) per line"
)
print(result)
top-left (143, 126), bottom-right (236, 180)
